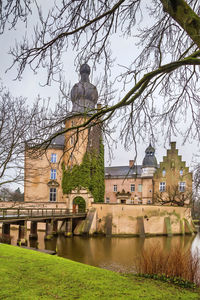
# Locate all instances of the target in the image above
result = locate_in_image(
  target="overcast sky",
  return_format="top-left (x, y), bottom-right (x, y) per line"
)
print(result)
top-left (0, 3), bottom-right (199, 171)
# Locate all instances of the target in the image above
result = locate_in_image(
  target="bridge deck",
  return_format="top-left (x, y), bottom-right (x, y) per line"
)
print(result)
top-left (0, 208), bottom-right (86, 222)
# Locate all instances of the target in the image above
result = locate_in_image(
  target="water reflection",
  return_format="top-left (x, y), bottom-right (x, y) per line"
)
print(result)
top-left (9, 228), bottom-right (199, 273)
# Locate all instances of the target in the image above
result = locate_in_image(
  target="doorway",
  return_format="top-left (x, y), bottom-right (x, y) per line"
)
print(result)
top-left (73, 196), bottom-right (86, 213)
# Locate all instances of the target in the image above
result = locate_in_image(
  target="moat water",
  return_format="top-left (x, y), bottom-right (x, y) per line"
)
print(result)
top-left (8, 229), bottom-right (200, 273)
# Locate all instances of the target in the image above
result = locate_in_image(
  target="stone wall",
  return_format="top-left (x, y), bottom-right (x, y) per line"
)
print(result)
top-left (91, 203), bottom-right (194, 236)
top-left (24, 148), bottom-right (64, 203)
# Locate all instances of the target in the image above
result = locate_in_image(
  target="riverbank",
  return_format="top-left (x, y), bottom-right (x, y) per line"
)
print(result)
top-left (0, 244), bottom-right (199, 299)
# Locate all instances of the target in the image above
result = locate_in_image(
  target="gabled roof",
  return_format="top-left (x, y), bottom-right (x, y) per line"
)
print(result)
top-left (49, 133), bottom-right (65, 149)
top-left (105, 165), bottom-right (142, 179)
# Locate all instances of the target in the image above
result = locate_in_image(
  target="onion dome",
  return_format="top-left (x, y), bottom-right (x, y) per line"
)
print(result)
top-left (71, 64), bottom-right (98, 113)
top-left (142, 143), bottom-right (157, 168)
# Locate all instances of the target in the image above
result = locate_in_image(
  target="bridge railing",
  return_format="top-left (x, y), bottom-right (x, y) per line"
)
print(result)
top-left (0, 208), bottom-right (86, 220)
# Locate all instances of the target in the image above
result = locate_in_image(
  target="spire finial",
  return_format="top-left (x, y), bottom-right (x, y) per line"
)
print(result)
top-left (80, 64), bottom-right (90, 82)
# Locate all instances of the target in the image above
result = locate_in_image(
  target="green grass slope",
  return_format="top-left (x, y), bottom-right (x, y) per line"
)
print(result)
top-left (0, 244), bottom-right (199, 299)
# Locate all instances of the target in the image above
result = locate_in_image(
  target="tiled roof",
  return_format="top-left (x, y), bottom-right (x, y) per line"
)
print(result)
top-left (105, 165), bottom-right (142, 178)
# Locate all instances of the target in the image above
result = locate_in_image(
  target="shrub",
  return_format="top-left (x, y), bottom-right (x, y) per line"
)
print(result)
top-left (135, 243), bottom-right (200, 287)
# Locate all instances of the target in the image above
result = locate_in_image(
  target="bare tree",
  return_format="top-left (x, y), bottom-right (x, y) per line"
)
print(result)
top-left (0, 187), bottom-right (24, 202)
top-left (1, 0), bottom-right (200, 149)
top-left (0, 83), bottom-right (64, 186)
top-left (154, 185), bottom-right (192, 206)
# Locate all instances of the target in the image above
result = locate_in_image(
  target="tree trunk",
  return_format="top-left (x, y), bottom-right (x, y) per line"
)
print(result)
top-left (160, 0), bottom-right (200, 49)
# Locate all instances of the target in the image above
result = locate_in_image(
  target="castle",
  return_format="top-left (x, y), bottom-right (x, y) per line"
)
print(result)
top-left (23, 64), bottom-right (194, 236)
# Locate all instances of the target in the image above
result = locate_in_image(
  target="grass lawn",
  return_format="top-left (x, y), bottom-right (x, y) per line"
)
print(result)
top-left (0, 243), bottom-right (199, 299)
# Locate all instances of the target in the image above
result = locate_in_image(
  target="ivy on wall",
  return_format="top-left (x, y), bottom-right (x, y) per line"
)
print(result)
top-left (62, 140), bottom-right (104, 202)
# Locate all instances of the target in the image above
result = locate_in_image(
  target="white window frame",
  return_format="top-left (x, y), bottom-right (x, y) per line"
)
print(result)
top-left (49, 188), bottom-right (56, 202)
top-left (138, 184), bottom-right (142, 193)
top-left (131, 184), bottom-right (135, 192)
top-left (113, 185), bottom-right (117, 192)
top-left (159, 182), bottom-right (166, 192)
top-left (51, 153), bottom-right (57, 163)
top-left (50, 169), bottom-right (56, 180)
top-left (179, 182), bottom-right (186, 192)
top-left (106, 197), bottom-right (110, 203)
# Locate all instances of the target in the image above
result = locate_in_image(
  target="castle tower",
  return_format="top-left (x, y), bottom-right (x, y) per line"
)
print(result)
top-left (62, 64), bottom-right (104, 203)
top-left (141, 143), bottom-right (157, 177)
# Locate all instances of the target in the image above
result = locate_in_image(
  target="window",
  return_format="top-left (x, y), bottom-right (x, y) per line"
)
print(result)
top-left (147, 199), bottom-right (151, 204)
top-left (159, 182), bottom-right (166, 192)
top-left (138, 184), bottom-right (142, 193)
top-left (113, 185), bottom-right (117, 192)
top-left (162, 168), bottom-right (166, 177)
top-left (179, 182), bottom-right (186, 192)
top-left (180, 169), bottom-right (183, 176)
top-left (106, 197), bottom-right (110, 203)
top-left (49, 188), bottom-right (56, 202)
top-left (50, 169), bottom-right (56, 180)
top-left (131, 184), bottom-right (135, 192)
top-left (51, 153), bottom-right (57, 163)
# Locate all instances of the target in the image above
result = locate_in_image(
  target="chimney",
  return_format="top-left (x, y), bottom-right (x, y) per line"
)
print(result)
top-left (129, 160), bottom-right (135, 168)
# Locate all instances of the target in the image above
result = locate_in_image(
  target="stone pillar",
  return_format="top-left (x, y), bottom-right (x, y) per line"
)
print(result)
top-left (45, 221), bottom-right (53, 240)
top-left (29, 221), bottom-right (38, 239)
top-left (17, 222), bottom-right (27, 246)
top-left (137, 216), bottom-right (145, 238)
top-left (45, 220), bottom-right (57, 240)
top-left (105, 214), bottom-right (112, 237)
top-left (64, 218), bottom-right (73, 237)
top-left (164, 217), bottom-right (172, 237)
top-left (52, 220), bottom-right (58, 235)
top-left (2, 223), bottom-right (11, 243)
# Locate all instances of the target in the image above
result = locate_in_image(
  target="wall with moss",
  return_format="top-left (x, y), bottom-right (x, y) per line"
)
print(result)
top-left (92, 203), bottom-right (193, 236)
top-left (62, 140), bottom-right (104, 202)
